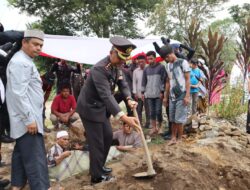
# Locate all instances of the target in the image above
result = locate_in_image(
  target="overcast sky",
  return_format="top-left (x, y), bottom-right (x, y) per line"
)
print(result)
top-left (0, 0), bottom-right (249, 33)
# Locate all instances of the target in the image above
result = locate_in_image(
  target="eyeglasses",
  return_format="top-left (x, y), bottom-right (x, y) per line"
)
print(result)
top-left (62, 138), bottom-right (69, 141)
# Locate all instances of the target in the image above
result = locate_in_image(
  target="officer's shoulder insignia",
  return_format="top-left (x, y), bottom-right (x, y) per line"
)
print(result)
top-left (105, 63), bottom-right (112, 71)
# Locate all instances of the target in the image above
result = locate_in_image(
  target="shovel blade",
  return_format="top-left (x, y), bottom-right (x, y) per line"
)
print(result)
top-left (133, 171), bottom-right (156, 179)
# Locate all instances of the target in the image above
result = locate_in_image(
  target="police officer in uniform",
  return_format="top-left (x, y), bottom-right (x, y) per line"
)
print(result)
top-left (77, 36), bottom-right (140, 184)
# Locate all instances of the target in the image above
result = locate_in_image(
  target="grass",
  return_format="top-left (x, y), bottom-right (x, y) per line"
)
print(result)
top-left (212, 85), bottom-right (247, 120)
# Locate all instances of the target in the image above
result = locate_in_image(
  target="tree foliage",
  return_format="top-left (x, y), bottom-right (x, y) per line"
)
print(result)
top-left (229, 3), bottom-right (250, 25)
top-left (8, 0), bottom-right (159, 37)
top-left (147, 0), bottom-right (228, 41)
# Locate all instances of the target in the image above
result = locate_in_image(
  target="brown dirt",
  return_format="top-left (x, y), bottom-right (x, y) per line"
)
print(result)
top-left (1, 117), bottom-right (250, 190)
top-left (52, 134), bottom-right (250, 190)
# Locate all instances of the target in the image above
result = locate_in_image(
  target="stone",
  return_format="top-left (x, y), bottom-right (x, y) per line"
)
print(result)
top-left (238, 140), bottom-right (248, 147)
top-left (247, 136), bottom-right (250, 144)
top-left (231, 127), bottom-right (238, 131)
top-left (199, 117), bottom-right (207, 125)
top-left (224, 130), bottom-right (233, 136)
top-left (218, 132), bottom-right (225, 137)
top-left (231, 130), bottom-right (242, 136)
top-left (205, 130), bottom-right (219, 138)
top-left (219, 187), bottom-right (226, 190)
top-left (199, 125), bottom-right (206, 131)
top-left (239, 136), bottom-right (248, 142)
top-left (204, 125), bottom-right (212, 131)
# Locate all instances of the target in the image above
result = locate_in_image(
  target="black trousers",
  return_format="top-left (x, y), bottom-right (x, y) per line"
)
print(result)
top-left (11, 133), bottom-right (50, 189)
top-left (0, 102), bottom-right (10, 137)
top-left (166, 104), bottom-right (172, 134)
top-left (81, 117), bottom-right (113, 178)
top-left (247, 100), bottom-right (250, 133)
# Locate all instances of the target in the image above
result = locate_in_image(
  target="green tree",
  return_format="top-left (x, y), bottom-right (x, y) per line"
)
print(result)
top-left (8, 0), bottom-right (159, 37)
top-left (147, 0), bottom-right (227, 41)
top-left (229, 3), bottom-right (250, 25)
top-left (200, 28), bottom-right (227, 106)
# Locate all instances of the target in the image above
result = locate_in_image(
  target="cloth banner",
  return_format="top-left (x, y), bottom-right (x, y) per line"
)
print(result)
top-left (41, 35), bottom-right (180, 65)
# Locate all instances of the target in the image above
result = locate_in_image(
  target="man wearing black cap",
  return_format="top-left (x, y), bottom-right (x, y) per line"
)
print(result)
top-left (160, 44), bottom-right (190, 145)
top-left (77, 36), bottom-right (140, 184)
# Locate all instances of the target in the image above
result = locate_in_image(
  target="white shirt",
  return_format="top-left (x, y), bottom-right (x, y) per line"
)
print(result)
top-left (6, 50), bottom-right (44, 139)
top-left (132, 67), bottom-right (144, 98)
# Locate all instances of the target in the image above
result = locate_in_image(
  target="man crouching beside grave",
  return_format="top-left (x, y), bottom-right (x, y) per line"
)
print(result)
top-left (50, 84), bottom-right (80, 129)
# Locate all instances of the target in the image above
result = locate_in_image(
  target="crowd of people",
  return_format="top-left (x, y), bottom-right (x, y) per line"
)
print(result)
top-left (0, 26), bottom-right (248, 190)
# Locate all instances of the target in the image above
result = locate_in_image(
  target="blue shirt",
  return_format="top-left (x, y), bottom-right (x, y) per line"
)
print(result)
top-left (6, 50), bottom-right (44, 139)
top-left (190, 68), bottom-right (201, 94)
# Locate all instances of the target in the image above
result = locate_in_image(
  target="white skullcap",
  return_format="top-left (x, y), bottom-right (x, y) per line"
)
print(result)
top-left (198, 58), bottom-right (205, 65)
top-left (56, 131), bottom-right (69, 139)
top-left (24, 30), bottom-right (44, 40)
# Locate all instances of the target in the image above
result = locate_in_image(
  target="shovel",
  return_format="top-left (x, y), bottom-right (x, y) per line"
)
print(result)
top-left (132, 108), bottom-right (156, 179)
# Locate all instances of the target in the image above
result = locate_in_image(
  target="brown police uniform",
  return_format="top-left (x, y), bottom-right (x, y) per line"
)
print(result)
top-left (77, 36), bottom-right (136, 180)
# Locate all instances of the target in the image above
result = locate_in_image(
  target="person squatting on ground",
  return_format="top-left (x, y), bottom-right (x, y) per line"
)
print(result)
top-left (50, 84), bottom-right (80, 129)
top-left (6, 30), bottom-right (51, 189)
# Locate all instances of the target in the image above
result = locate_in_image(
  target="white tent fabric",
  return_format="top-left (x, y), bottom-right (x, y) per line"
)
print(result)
top-left (42, 35), bottom-right (180, 65)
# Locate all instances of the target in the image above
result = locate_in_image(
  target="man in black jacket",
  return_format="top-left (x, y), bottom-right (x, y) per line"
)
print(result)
top-left (77, 36), bottom-right (140, 184)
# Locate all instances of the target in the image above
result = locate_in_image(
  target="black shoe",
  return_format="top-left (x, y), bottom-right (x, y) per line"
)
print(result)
top-left (102, 166), bottom-right (112, 174)
top-left (0, 179), bottom-right (10, 188)
top-left (0, 135), bottom-right (15, 143)
top-left (91, 175), bottom-right (114, 184)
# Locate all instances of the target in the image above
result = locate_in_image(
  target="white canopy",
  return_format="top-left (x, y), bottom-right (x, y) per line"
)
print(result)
top-left (42, 35), bottom-right (180, 65)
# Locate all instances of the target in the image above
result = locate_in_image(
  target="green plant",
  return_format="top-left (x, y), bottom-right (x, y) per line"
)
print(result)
top-left (150, 135), bottom-right (165, 145)
top-left (213, 85), bottom-right (247, 120)
top-left (200, 28), bottom-right (227, 105)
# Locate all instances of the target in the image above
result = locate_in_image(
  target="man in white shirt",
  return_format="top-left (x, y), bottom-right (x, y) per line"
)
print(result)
top-left (133, 55), bottom-right (150, 128)
top-left (6, 30), bottom-right (50, 190)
